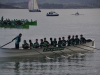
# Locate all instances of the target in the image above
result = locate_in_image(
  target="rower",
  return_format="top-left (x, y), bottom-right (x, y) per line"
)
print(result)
top-left (75, 35), bottom-right (80, 45)
top-left (58, 37), bottom-right (62, 47)
top-left (80, 34), bottom-right (86, 44)
top-left (43, 38), bottom-right (49, 47)
top-left (29, 39), bottom-right (34, 49)
top-left (22, 40), bottom-right (29, 49)
top-left (71, 35), bottom-right (75, 45)
top-left (53, 38), bottom-right (57, 47)
top-left (62, 37), bottom-right (66, 47)
top-left (33, 39), bottom-right (39, 48)
top-left (50, 37), bottom-right (53, 47)
top-left (66, 35), bottom-right (71, 46)
top-left (1, 16), bottom-right (4, 22)
top-left (40, 39), bottom-right (44, 48)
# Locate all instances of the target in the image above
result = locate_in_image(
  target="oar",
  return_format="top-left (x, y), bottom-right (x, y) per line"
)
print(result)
top-left (44, 47), bottom-right (66, 57)
top-left (82, 44), bottom-right (100, 50)
top-left (50, 50), bottom-right (61, 56)
top-left (59, 49), bottom-right (65, 54)
top-left (73, 45), bottom-right (93, 52)
top-left (0, 41), bottom-right (13, 48)
top-left (66, 47), bottom-right (85, 57)
top-left (66, 47), bottom-right (78, 53)
top-left (32, 48), bottom-right (52, 59)
top-left (51, 48), bottom-right (67, 57)
top-left (51, 50), bottom-right (67, 58)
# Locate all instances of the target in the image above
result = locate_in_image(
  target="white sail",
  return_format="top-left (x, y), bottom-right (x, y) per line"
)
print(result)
top-left (28, 0), bottom-right (41, 12)
top-left (34, 0), bottom-right (39, 9)
top-left (28, 0), bottom-right (33, 10)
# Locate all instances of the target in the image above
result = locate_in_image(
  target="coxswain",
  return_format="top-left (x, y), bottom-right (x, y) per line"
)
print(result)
top-left (12, 33), bottom-right (22, 49)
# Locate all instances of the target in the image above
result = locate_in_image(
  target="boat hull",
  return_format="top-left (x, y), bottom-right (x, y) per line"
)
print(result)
top-left (0, 39), bottom-right (95, 58)
top-left (46, 14), bottom-right (59, 16)
top-left (29, 10), bottom-right (41, 12)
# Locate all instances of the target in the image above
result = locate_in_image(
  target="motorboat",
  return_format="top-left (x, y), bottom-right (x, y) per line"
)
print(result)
top-left (46, 11), bottom-right (59, 16)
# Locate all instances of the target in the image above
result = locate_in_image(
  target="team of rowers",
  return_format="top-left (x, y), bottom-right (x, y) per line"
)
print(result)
top-left (0, 16), bottom-right (33, 27)
top-left (11, 33), bottom-right (86, 49)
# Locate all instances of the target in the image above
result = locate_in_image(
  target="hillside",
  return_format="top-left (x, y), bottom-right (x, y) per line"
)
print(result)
top-left (0, 0), bottom-right (100, 4)
top-left (0, 0), bottom-right (100, 9)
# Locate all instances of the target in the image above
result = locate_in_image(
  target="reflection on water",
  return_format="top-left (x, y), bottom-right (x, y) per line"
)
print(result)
top-left (0, 53), bottom-right (97, 75)
top-left (0, 52), bottom-right (100, 75)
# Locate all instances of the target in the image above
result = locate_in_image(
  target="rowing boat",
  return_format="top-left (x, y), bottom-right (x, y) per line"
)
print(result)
top-left (0, 39), bottom-right (95, 58)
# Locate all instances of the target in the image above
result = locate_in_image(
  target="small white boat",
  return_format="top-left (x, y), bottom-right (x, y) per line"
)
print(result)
top-left (72, 12), bottom-right (84, 15)
top-left (46, 11), bottom-right (59, 16)
top-left (0, 39), bottom-right (95, 58)
top-left (75, 12), bottom-right (79, 15)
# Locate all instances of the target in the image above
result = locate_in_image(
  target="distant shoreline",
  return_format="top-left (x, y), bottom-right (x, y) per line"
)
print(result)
top-left (0, 8), bottom-right (100, 9)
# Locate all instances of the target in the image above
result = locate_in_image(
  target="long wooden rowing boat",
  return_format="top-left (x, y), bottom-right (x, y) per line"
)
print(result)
top-left (0, 39), bottom-right (95, 58)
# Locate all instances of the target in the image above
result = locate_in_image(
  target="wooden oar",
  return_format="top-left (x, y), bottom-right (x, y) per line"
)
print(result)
top-left (50, 50), bottom-right (61, 56)
top-left (0, 41), bottom-right (13, 48)
top-left (66, 47), bottom-right (78, 53)
top-left (32, 48), bottom-right (51, 59)
top-left (82, 44), bottom-right (100, 50)
top-left (73, 45), bottom-right (93, 52)
top-left (66, 47), bottom-right (86, 57)
top-left (44, 47), bottom-right (66, 57)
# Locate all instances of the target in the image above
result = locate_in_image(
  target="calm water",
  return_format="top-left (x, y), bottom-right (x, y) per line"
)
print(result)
top-left (0, 9), bottom-right (100, 75)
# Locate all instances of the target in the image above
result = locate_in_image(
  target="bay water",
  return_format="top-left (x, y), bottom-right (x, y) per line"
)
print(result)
top-left (0, 9), bottom-right (100, 75)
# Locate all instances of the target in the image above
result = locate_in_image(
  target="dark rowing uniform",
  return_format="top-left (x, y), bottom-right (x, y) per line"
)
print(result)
top-left (58, 40), bottom-right (62, 47)
top-left (62, 40), bottom-right (66, 47)
top-left (75, 38), bottom-right (80, 45)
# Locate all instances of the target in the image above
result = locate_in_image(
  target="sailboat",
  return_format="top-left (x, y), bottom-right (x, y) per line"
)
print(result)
top-left (28, 0), bottom-right (41, 12)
